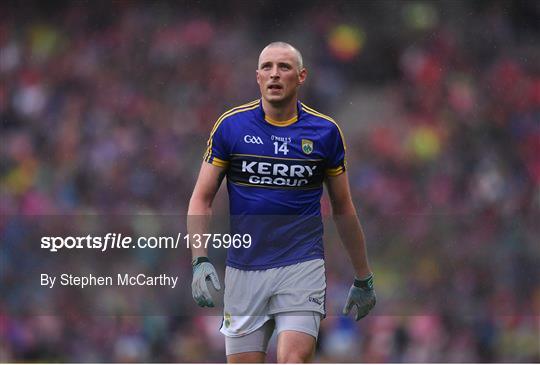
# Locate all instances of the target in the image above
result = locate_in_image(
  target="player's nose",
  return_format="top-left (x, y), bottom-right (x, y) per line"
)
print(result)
top-left (270, 66), bottom-right (280, 78)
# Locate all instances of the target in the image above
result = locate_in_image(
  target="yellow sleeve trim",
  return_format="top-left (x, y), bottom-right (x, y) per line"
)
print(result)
top-left (203, 155), bottom-right (229, 168)
top-left (210, 157), bottom-right (229, 168)
top-left (325, 166), bottom-right (345, 176)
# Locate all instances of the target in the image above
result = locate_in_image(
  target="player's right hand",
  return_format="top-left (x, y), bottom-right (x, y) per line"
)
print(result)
top-left (343, 273), bottom-right (376, 320)
top-left (191, 257), bottom-right (221, 307)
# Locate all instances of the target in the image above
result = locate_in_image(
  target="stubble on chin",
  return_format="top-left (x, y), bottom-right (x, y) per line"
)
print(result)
top-left (263, 91), bottom-right (295, 107)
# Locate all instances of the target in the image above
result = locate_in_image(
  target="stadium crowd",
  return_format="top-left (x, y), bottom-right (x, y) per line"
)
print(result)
top-left (1, 1), bottom-right (539, 362)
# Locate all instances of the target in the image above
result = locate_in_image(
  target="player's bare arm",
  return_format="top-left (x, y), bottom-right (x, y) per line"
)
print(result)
top-left (188, 162), bottom-right (226, 307)
top-left (325, 171), bottom-right (371, 277)
top-left (325, 171), bottom-right (376, 320)
top-left (188, 162), bottom-right (226, 256)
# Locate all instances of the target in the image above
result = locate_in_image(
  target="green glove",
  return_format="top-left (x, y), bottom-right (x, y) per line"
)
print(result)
top-left (343, 273), bottom-right (376, 320)
top-left (191, 256), bottom-right (221, 307)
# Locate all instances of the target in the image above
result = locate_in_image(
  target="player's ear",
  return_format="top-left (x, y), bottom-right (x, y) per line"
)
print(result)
top-left (298, 68), bottom-right (307, 85)
top-left (256, 69), bottom-right (261, 86)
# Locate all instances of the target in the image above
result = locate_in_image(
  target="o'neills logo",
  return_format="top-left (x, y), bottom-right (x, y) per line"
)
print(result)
top-left (229, 156), bottom-right (324, 189)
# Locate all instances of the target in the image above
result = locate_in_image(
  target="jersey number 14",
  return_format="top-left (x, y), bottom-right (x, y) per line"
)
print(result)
top-left (273, 141), bottom-right (289, 155)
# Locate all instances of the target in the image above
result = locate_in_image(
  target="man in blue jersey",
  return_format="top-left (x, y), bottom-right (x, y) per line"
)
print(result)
top-left (188, 42), bottom-right (375, 363)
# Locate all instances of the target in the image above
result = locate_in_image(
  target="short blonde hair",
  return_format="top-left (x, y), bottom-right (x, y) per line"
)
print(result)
top-left (259, 42), bottom-right (304, 70)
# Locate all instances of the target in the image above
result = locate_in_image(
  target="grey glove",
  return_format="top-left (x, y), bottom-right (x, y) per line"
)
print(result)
top-left (343, 273), bottom-right (376, 320)
top-left (191, 257), bottom-right (221, 307)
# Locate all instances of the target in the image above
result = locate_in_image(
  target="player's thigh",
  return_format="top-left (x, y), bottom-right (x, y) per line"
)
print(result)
top-left (275, 311), bottom-right (320, 363)
top-left (227, 351), bottom-right (266, 363)
top-left (225, 319), bottom-right (274, 363)
top-left (277, 330), bottom-right (316, 363)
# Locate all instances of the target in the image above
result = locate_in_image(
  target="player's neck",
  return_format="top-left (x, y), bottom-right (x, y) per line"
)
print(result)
top-left (261, 98), bottom-right (297, 122)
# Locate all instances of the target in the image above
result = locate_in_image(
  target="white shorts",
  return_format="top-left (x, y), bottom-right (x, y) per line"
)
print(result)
top-left (220, 258), bottom-right (326, 338)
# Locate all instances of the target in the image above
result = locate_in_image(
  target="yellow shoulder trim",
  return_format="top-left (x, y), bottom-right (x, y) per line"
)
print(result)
top-left (208, 99), bottom-right (259, 137)
top-left (204, 100), bottom-right (260, 160)
top-left (301, 103), bottom-right (347, 150)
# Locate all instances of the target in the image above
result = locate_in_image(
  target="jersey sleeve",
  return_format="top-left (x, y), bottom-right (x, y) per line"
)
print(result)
top-left (203, 117), bottom-right (230, 168)
top-left (325, 124), bottom-right (346, 177)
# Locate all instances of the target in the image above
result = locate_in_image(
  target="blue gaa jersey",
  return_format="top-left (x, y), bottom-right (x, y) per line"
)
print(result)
top-left (203, 99), bottom-right (346, 270)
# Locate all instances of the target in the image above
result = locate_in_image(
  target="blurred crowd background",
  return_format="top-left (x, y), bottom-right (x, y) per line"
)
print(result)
top-left (1, 0), bottom-right (539, 362)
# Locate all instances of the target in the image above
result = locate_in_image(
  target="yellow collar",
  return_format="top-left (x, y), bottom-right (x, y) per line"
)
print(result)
top-left (264, 114), bottom-right (298, 127)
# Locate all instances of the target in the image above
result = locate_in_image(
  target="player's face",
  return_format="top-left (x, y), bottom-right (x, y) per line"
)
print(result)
top-left (256, 47), bottom-right (306, 105)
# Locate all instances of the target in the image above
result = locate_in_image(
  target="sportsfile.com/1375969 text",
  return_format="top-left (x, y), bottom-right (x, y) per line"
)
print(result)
top-left (40, 233), bottom-right (252, 252)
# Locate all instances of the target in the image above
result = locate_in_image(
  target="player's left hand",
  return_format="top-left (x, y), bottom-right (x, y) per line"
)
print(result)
top-left (192, 257), bottom-right (221, 307)
top-left (343, 273), bottom-right (376, 321)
